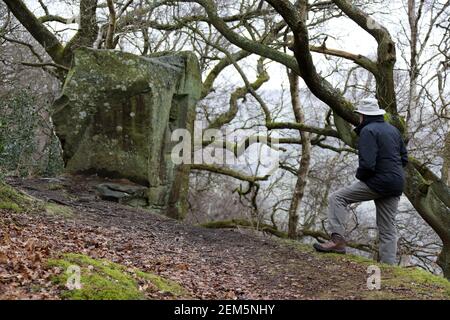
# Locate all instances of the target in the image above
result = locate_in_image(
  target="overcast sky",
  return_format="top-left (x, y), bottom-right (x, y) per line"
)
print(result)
top-left (22, 0), bottom-right (414, 90)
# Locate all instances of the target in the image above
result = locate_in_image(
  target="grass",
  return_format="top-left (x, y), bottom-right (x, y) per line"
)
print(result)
top-left (382, 266), bottom-right (450, 298)
top-left (0, 182), bottom-right (73, 218)
top-left (322, 252), bottom-right (450, 299)
top-left (279, 238), bottom-right (450, 299)
top-left (0, 183), bottom-right (36, 213)
top-left (47, 253), bottom-right (188, 300)
top-left (45, 202), bottom-right (74, 218)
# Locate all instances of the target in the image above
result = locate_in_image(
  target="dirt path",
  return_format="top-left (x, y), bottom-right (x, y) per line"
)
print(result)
top-left (1, 175), bottom-right (448, 300)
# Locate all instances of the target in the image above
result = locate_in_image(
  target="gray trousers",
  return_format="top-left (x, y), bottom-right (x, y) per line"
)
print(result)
top-left (327, 181), bottom-right (400, 264)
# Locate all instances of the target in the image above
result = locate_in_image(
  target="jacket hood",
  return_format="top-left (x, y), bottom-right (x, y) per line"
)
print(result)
top-left (354, 115), bottom-right (385, 136)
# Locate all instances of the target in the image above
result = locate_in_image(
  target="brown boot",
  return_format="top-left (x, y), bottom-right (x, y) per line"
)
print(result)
top-left (313, 233), bottom-right (346, 254)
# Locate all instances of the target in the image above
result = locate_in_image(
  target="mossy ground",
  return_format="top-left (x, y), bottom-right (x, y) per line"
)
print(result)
top-left (0, 182), bottom-right (72, 217)
top-left (0, 183), bottom-right (36, 212)
top-left (47, 253), bottom-right (187, 300)
top-left (4, 176), bottom-right (449, 300)
top-left (279, 238), bottom-right (450, 299)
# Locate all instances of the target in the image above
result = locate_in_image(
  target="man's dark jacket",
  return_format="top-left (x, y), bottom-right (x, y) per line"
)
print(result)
top-left (354, 115), bottom-right (408, 197)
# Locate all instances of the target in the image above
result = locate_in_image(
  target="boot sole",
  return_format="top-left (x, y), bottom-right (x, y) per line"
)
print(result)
top-left (313, 243), bottom-right (346, 254)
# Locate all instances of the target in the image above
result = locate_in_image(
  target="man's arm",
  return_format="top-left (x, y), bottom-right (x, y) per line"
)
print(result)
top-left (356, 129), bottom-right (378, 181)
top-left (400, 136), bottom-right (408, 167)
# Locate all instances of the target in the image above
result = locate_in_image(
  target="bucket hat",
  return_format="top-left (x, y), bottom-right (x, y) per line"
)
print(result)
top-left (354, 98), bottom-right (386, 116)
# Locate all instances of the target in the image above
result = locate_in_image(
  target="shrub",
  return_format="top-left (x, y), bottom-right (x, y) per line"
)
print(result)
top-left (0, 90), bottom-right (63, 177)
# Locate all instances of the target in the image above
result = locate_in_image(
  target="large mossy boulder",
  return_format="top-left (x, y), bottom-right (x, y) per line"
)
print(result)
top-left (52, 48), bottom-right (201, 219)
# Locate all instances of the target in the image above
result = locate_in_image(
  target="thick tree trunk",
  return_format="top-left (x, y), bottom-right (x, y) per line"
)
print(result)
top-left (442, 126), bottom-right (450, 186)
top-left (62, 0), bottom-right (99, 63)
top-left (404, 163), bottom-right (450, 278)
top-left (287, 154), bottom-right (310, 238)
top-left (3, 0), bottom-right (98, 69)
top-left (287, 71), bottom-right (311, 239)
top-left (438, 243), bottom-right (450, 279)
top-left (2, 0), bottom-right (65, 65)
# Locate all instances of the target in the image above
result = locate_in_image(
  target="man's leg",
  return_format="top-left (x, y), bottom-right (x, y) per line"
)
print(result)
top-left (327, 181), bottom-right (381, 236)
top-left (314, 181), bottom-right (380, 254)
top-left (374, 196), bottom-right (400, 264)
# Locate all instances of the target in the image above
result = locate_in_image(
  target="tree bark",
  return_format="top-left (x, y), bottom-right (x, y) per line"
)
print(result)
top-left (287, 71), bottom-right (311, 239)
top-left (2, 0), bottom-right (65, 65)
top-left (105, 0), bottom-right (117, 49)
top-left (442, 130), bottom-right (450, 186)
top-left (63, 0), bottom-right (99, 62)
top-left (3, 0), bottom-right (99, 69)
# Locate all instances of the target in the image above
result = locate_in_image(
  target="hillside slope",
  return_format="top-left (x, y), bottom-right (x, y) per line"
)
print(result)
top-left (1, 176), bottom-right (449, 300)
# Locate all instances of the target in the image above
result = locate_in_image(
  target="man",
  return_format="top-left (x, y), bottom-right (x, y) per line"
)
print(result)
top-left (313, 98), bottom-right (408, 264)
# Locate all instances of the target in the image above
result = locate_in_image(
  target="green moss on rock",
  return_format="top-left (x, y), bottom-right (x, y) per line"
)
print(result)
top-left (0, 183), bottom-right (37, 213)
top-left (52, 47), bottom-right (201, 219)
top-left (47, 253), bottom-right (187, 300)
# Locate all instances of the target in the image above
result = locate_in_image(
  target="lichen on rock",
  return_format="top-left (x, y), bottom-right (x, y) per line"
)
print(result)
top-left (52, 48), bottom-right (201, 219)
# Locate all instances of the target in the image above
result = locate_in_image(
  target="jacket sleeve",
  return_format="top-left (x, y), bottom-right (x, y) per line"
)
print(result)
top-left (356, 128), bottom-right (378, 181)
top-left (400, 136), bottom-right (408, 167)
